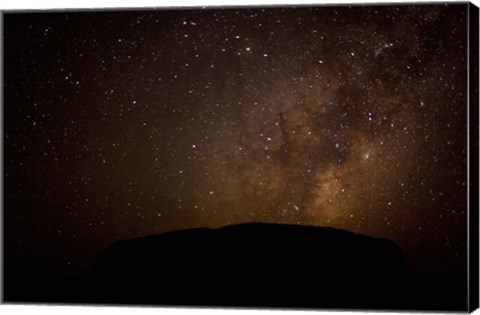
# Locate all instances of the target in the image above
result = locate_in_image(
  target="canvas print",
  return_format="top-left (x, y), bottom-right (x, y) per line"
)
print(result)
top-left (2, 2), bottom-right (479, 312)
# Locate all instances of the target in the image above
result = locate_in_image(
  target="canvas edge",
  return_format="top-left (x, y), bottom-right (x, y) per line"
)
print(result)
top-left (468, 1), bottom-right (480, 313)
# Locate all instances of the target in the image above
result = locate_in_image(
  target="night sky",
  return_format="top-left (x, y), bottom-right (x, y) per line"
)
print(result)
top-left (4, 4), bottom-right (468, 277)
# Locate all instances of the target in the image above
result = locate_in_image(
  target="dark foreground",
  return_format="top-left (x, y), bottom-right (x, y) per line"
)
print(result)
top-left (4, 222), bottom-right (468, 311)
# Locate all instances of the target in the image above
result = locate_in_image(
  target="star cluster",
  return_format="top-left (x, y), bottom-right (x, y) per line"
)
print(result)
top-left (4, 4), bottom-right (468, 276)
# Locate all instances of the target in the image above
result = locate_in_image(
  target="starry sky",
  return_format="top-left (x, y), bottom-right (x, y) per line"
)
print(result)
top-left (4, 4), bottom-right (469, 277)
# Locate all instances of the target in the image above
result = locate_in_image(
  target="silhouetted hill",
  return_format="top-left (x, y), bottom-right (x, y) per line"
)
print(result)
top-left (4, 222), bottom-right (467, 310)
top-left (89, 222), bottom-right (416, 308)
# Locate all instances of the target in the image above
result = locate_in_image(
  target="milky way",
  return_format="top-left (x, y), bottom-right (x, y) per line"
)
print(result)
top-left (4, 4), bottom-right (469, 276)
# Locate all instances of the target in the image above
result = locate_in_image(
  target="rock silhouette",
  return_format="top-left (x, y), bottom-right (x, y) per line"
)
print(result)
top-left (4, 222), bottom-right (467, 310)
top-left (90, 222), bottom-right (416, 308)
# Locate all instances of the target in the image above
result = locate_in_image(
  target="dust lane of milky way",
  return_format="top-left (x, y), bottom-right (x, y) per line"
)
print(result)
top-left (4, 4), bottom-right (467, 275)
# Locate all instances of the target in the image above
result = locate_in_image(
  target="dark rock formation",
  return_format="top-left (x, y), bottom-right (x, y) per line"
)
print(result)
top-left (90, 222), bottom-right (415, 308)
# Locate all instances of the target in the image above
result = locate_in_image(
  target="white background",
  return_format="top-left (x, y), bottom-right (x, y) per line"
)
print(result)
top-left (0, 0), bottom-right (479, 314)
top-left (0, 0), bottom-right (475, 10)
